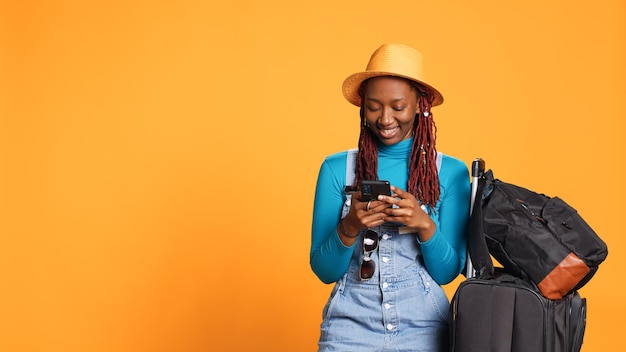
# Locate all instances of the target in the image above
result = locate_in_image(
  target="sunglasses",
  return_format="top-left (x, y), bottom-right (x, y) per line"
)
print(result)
top-left (360, 229), bottom-right (379, 281)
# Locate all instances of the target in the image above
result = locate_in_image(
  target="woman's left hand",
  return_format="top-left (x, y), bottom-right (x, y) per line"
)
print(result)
top-left (379, 185), bottom-right (436, 241)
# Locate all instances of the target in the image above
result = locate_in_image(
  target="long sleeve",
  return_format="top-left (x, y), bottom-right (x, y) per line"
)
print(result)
top-left (309, 152), bottom-right (354, 284)
top-left (417, 156), bottom-right (470, 284)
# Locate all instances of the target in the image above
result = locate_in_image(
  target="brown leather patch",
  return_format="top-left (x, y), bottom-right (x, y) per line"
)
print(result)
top-left (537, 253), bottom-right (589, 299)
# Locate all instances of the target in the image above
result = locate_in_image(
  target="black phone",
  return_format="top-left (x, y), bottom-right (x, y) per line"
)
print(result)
top-left (360, 180), bottom-right (391, 201)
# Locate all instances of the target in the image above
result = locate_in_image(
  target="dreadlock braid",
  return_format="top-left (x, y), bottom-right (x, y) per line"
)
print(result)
top-left (408, 88), bottom-right (440, 208)
top-left (353, 78), bottom-right (441, 209)
top-left (353, 107), bottom-right (379, 186)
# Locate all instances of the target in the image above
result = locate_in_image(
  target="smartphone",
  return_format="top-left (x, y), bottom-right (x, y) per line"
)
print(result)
top-left (360, 180), bottom-right (391, 201)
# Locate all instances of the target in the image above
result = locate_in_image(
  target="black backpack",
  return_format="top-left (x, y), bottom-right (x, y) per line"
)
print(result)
top-left (469, 169), bottom-right (608, 299)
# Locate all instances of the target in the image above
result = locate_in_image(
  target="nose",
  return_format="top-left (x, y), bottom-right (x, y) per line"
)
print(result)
top-left (378, 107), bottom-right (394, 125)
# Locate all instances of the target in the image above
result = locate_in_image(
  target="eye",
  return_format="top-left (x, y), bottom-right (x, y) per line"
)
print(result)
top-left (393, 105), bottom-right (406, 112)
top-left (366, 105), bottom-right (380, 112)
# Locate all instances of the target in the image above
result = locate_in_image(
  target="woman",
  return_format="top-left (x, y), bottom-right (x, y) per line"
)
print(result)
top-left (310, 43), bottom-right (470, 351)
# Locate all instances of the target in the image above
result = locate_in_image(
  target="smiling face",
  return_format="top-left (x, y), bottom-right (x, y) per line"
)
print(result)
top-left (361, 76), bottom-right (420, 146)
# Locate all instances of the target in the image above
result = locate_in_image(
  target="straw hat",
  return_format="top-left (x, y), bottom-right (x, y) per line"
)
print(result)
top-left (342, 43), bottom-right (444, 107)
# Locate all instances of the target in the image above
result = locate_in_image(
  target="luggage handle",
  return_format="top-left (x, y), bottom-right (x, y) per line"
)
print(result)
top-left (470, 158), bottom-right (485, 214)
top-left (465, 158), bottom-right (493, 279)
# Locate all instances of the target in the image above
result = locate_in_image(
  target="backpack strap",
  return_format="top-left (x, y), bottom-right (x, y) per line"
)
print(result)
top-left (467, 169), bottom-right (495, 278)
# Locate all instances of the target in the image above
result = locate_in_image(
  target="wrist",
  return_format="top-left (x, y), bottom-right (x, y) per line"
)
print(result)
top-left (417, 220), bottom-right (436, 242)
top-left (338, 218), bottom-right (359, 238)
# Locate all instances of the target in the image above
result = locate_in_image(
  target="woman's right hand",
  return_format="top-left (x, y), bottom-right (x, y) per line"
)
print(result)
top-left (338, 192), bottom-right (388, 245)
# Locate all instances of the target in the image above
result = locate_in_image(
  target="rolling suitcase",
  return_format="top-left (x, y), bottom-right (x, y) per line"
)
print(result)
top-left (450, 270), bottom-right (587, 352)
top-left (450, 159), bottom-right (587, 352)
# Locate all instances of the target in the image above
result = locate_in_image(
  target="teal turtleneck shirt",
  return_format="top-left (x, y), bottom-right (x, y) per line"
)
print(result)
top-left (310, 138), bottom-right (470, 285)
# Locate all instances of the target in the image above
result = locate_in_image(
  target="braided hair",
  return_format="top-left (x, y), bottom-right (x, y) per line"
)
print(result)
top-left (354, 78), bottom-right (441, 209)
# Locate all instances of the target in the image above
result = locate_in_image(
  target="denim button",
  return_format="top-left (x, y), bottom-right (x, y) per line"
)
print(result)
top-left (382, 282), bottom-right (389, 289)
top-left (382, 257), bottom-right (389, 263)
top-left (386, 324), bottom-right (394, 330)
top-left (384, 303), bottom-right (391, 309)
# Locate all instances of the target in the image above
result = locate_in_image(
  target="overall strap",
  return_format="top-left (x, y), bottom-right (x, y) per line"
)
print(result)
top-left (435, 151), bottom-right (443, 172)
top-left (341, 148), bottom-right (358, 219)
top-left (345, 148), bottom-right (358, 186)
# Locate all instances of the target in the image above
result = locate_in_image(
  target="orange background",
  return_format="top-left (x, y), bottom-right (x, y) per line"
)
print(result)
top-left (1, 1), bottom-right (624, 351)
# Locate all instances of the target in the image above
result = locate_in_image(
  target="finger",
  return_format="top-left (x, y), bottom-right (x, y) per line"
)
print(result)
top-left (366, 212), bottom-right (387, 227)
top-left (363, 200), bottom-right (387, 211)
top-left (390, 186), bottom-right (411, 199)
top-left (376, 194), bottom-right (403, 211)
top-left (383, 207), bottom-right (407, 219)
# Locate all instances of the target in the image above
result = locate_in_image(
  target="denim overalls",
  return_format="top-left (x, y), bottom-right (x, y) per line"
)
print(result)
top-left (318, 150), bottom-right (449, 352)
top-left (317, 222), bottom-right (450, 352)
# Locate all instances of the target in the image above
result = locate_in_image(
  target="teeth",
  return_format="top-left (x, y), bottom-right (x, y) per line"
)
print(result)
top-left (381, 127), bottom-right (398, 134)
